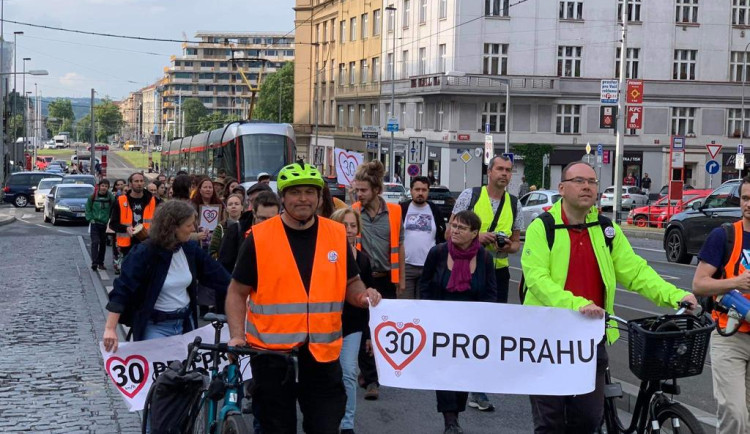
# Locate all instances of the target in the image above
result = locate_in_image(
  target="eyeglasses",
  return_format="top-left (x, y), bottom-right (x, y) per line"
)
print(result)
top-left (450, 223), bottom-right (473, 233)
top-left (561, 177), bottom-right (600, 186)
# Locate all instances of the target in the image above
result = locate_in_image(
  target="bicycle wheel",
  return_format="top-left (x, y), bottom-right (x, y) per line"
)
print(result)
top-left (653, 403), bottom-right (705, 434)
top-left (188, 395), bottom-right (210, 434)
top-left (221, 413), bottom-right (253, 434)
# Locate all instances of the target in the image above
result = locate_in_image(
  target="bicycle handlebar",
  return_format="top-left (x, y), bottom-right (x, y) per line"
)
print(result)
top-left (604, 301), bottom-right (696, 326)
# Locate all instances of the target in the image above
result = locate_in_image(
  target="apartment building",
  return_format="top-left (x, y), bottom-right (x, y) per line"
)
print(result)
top-left (161, 31), bottom-right (294, 137)
top-left (118, 90), bottom-right (142, 142)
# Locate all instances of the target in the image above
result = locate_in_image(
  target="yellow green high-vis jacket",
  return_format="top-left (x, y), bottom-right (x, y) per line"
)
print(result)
top-left (521, 201), bottom-right (689, 343)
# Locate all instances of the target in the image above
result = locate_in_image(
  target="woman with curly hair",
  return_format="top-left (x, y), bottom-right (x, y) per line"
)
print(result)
top-left (102, 200), bottom-right (230, 351)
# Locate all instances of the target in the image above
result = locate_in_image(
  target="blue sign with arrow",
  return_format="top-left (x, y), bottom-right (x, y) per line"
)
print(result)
top-left (706, 159), bottom-right (720, 175)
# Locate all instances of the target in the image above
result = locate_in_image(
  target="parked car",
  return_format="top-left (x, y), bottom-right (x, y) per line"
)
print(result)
top-left (324, 176), bottom-right (347, 202)
top-left (49, 160), bottom-right (69, 173)
top-left (61, 174), bottom-right (96, 186)
top-left (86, 144), bottom-right (109, 152)
top-left (663, 179), bottom-right (741, 264)
top-left (627, 189), bottom-right (712, 227)
top-left (45, 167), bottom-right (64, 175)
top-left (43, 183), bottom-right (94, 226)
top-left (382, 183), bottom-right (409, 204)
top-left (3, 171), bottom-right (56, 207)
top-left (600, 186), bottom-right (649, 210)
top-left (427, 186), bottom-right (456, 221)
top-left (519, 190), bottom-right (562, 230)
top-left (650, 184), bottom-right (696, 202)
top-left (34, 177), bottom-right (63, 211)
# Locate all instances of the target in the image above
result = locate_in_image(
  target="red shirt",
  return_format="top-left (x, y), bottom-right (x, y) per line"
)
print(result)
top-left (561, 208), bottom-right (605, 308)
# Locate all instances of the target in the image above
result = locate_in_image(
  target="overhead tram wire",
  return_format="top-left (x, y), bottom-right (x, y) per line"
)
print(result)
top-left (0, 18), bottom-right (197, 43)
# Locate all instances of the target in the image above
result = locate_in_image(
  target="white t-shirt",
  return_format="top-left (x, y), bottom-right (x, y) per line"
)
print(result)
top-left (153, 247), bottom-right (192, 312)
top-left (404, 202), bottom-right (437, 266)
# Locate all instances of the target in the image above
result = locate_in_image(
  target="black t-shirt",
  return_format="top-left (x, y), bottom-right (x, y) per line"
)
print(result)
top-left (128, 194), bottom-right (151, 225)
top-left (233, 217), bottom-right (360, 292)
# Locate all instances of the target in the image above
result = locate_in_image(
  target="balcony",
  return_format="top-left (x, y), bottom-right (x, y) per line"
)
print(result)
top-left (335, 83), bottom-right (382, 97)
top-left (385, 73), bottom-right (557, 96)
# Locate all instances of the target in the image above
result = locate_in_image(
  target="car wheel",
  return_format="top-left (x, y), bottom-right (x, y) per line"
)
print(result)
top-left (43, 211), bottom-right (50, 223)
top-left (51, 213), bottom-right (58, 226)
top-left (34, 206), bottom-right (41, 212)
top-left (633, 215), bottom-right (649, 228)
top-left (665, 229), bottom-right (693, 264)
top-left (13, 194), bottom-right (28, 208)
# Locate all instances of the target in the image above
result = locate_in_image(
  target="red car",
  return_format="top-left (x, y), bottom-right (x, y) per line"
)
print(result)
top-left (627, 190), bottom-right (712, 228)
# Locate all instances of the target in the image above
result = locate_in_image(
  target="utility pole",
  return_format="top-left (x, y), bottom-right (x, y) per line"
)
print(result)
top-left (612, 0), bottom-right (629, 224)
top-left (0, 0), bottom-right (5, 180)
top-left (90, 88), bottom-right (95, 175)
top-left (32, 83), bottom-right (37, 166)
top-left (386, 5), bottom-right (397, 182)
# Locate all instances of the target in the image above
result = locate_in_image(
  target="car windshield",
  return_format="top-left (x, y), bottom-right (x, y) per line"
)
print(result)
top-left (385, 185), bottom-right (404, 193)
top-left (39, 179), bottom-right (62, 189)
top-left (57, 187), bottom-right (93, 199)
top-left (63, 176), bottom-right (94, 185)
top-left (241, 134), bottom-right (289, 183)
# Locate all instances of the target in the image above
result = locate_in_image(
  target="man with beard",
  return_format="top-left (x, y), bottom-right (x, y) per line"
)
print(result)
top-left (110, 172), bottom-right (158, 264)
top-left (399, 176), bottom-right (445, 299)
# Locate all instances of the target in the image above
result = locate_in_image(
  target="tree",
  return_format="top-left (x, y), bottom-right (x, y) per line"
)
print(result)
top-left (47, 99), bottom-right (75, 136)
top-left (513, 144), bottom-right (554, 190)
top-left (253, 62), bottom-right (294, 123)
top-left (75, 99), bottom-right (123, 143)
top-left (182, 98), bottom-right (208, 136)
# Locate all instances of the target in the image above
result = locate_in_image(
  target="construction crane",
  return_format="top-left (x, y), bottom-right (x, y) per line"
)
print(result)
top-left (229, 56), bottom-right (269, 121)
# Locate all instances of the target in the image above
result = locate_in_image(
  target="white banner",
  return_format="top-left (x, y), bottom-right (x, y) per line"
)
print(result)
top-left (369, 300), bottom-right (603, 396)
top-left (99, 325), bottom-right (250, 412)
top-left (334, 148), bottom-right (364, 186)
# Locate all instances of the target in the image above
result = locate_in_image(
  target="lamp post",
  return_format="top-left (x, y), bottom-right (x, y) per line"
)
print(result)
top-left (11, 31), bottom-right (21, 157)
top-left (22, 57), bottom-right (29, 153)
top-left (741, 41), bottom-right (750, 177)
top-left (386, 5), bottom-right (397, 182)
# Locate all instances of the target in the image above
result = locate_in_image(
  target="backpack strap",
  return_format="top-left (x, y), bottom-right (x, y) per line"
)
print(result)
top-left (721, 222), bottom-right (736, 277)
top-left (467, 187), bottom-right (482, 212)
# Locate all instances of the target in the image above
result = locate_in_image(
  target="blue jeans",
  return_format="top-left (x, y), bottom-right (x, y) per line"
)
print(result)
top-left (340, 331), bottom-right (362, 430)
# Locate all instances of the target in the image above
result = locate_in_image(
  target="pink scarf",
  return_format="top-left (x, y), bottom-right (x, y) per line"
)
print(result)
top-left (446, 238), bottom-right (480, 292)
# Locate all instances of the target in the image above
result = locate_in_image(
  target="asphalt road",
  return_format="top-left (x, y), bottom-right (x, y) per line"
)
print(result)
top-left (0, 203), bottom-right (717, 433)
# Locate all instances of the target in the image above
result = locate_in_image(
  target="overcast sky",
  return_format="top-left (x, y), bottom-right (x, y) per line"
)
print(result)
top-left (4, 0), bottom-right (295, 99)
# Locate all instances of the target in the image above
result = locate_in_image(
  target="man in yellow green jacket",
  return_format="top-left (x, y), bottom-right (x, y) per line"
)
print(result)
top-left (521, 161), bottom-right (697, 433)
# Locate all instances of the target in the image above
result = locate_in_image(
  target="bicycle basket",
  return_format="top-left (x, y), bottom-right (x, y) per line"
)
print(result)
top-left (627, 313), bottom-right (715, 381)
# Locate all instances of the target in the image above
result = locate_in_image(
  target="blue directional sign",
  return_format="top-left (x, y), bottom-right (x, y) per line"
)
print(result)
top-left (502, 152), bottom-right (514, 165)
top-left (739, 144), bottom-right (745, 155)
top-left (485, 122), bottom-right (491, 134)
top-left (386, 117), bottom-right (399, 132)
top-left (597, 144), bottom-right (603, 155)
top-left (706, 159), bottom-right (720, 175)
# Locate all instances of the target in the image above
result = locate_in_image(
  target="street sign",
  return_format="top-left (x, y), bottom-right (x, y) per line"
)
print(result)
top-left (706, 160), bottom-right (720, 175)
top-left (585, 143), bottom-right (591, 154)
top-left (474, 147), bottom-right (483, 158)
top-left (502, 152), bottom-right (514, 165)
top-left (603, 151), bottom-right (610, 164)
top-left (484, 135), bottom-right (493, 165)
top-left (596, 153), bottom-right (603, 164)
top-left (672, 151), bottom-right (685, 169)
top-left (460, 150), bottom-right (472, 164)
top-left (599, 106), bottom-right (617, 129)
top-left (672, 136), bottom-right (685, 150)
top-left (361, 125), bottom-right (379, 139)
top-left (485, 122), bottom-right (490, 134)
top-left (736, 153), bottom-right (746, 170)
top-left (626, 106), bottom-right (643, 129)
top-left (597, 144), bottom-right (603, 155)
top-left (706, 143), bottom-right (722, 160)
top-left (407, 164), bottom-right (421, 177)
top-left (739, 144), bottom-right (745, 154)
top-left (600, 79), bottom-right (619, 104)
top-left (582, 154), bottom-right (596, 165)
top-left (386, 117), bottom-right (399, 132)
top-left (626, 80), bottom-right (643, 104)
top-left (407, 137), bottom-right (426, 164)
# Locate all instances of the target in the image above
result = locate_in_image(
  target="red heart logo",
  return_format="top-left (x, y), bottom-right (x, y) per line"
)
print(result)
top-left (106, 355), bottom-right (149, 399)
top-left (337, 152), bottom-right (359, 185)
top-left (373, 321), bottom-right (427, 372)
top-left (203, 209), bottom-right (218, 224)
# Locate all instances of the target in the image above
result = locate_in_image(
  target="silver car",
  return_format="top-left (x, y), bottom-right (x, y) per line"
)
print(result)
top-left (519, 190), bottom-right (562, 230)
top-left (34, 177), bottom-right (63, 211)
top-left (382, 183), bottom-right (409, 204)
top-left (600, 186), bottom-right (649, 210)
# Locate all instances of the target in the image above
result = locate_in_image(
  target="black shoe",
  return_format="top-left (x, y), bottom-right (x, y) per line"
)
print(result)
top-left (340, 430), bottom-right (355, 434)
top-left (98, 264), bottom-right (107, 270)
top-left (91, 264), bottom-right (98, 272)
top-left (444, 423), bottom-right (463, 434)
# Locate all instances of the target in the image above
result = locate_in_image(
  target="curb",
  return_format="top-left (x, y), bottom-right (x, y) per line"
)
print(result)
top-left (612, 376), bottom-right (717, 433)
top-left (0, 216), bottom-right (16, 227)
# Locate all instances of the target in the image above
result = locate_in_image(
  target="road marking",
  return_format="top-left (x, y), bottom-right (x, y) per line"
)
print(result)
top-left (631, 246), bottom-right (665, 253)
top-left (57, 229), bottom-right (76, 235)
top-left (106, 285), bottom-right (113, 294)
top-left (21, 214), bottom-right (33, 219)
top-left (98, 270), bottom-right (110, 280)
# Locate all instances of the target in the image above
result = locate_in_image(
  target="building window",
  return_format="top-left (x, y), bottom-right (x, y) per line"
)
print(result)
top-left (349, 105), bottom-right (356, 128)
top-left (419, 0), bottom-right (427, 24)
top-left (481, 102), bottom-right (507, 133)
top-left (387, 53), bottom-right (394, 80)
top-left (440, 0), bottom-right (448, 18)
top-left (559, 1), bottom-right (583, 20)
top-left (438, 44), bottom-right (447, 73)
top-left (617, 0), bottom-right (641, 22)
top-left (673, 49), bottom-right (697, 80)
top-left (340, 20), bottom-right (346, 43)
top-left (436, 101), bottom-right (445, 131)
top-left (331, 101), bottom-right (336, 125)
top-left (373, 9), bottom-right (382, 36)
top-left (485, 0), bottom-right (509, 16)
top-left (483, 43), bottom-right (508, 75)
top-left (338, 105), bottom-right (345, 127)
top-left (331, 19), bottom-right (336, 41)
top-left (361, 59), bottom-right (369, 84)
top-left (322, 21), bottom-right (328, 43)
top-left (671, 107), bottom-right (696, 135)
top-left (402, 50), bottom-right (409, 79)
top-left (727, 108), bottom-right (750, 138)
top-left (315, 24), bottom-right (320, 43)
top-left (676, 0), bottom-right (698, 23)
top-left (387, 4), bottom-right (395, 32)
top-left (419, 47), bottom-right (427, 75)
top-left (615, 47), bottom-right (640, 79)
top-left (416, 102), bottom-right (424, 129)
top-left (362, 14), bottom-right (369, 39)
top-left (400, 103), bottom-right (407, 125)
top-left (731, 51), bottom-right (750, 82)
top-left (350, 17), bottom-right (357, 41)
top-left (557, 46), bottom-right (582, 77)
top-left (403, 0), bottom-right (411, 28)
top-left (349, 61), bottom-right (356, 85)
top-left (360, 105), bottom-right (367, 127)
top-left (385, 102), bottom-right (392, 118)
top-left (373, 57), bottom-right (381, 82)
top-left (556, 104), bottom-right (581, 134)
top-left (339, 63), bottom-right (346, 86)
top-left (733, 0), bottom-right (750, 26)
top-left (371, 104), bottom-right (380, 125)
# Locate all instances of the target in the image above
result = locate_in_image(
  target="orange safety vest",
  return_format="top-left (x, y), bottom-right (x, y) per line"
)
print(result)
top-left (245, 215), bottom-right (348, 362)
top-left (351, 200), bottom-right (402, 284)
top-left (115, 195), bottom-right (157, 248)
top-left (716, 220), bottom-right (750, 333)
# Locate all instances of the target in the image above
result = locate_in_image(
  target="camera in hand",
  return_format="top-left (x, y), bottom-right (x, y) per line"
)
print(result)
top-left (495, 231), bottom-right (508, 248)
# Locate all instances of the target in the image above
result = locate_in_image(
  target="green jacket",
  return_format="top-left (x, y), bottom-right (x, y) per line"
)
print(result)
top-left (521, 200), bottom-right (688, 343)
top-left (85, 191), bottom-right (115, 225)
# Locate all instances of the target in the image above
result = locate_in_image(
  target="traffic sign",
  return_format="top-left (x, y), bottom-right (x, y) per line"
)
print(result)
top-left (597, 144), bottom-right (603, 155)
top-left (626, 80), bottom-right (643, 104)
top-left (485, 122), bottom-right (490, 134)
top-left (626, 106), bottom-right (643, 129)
top-left (736, 153), bottom-right (746, 170)
top-left (407, 164), bottom-right (421, 177)
top-left (502, 152), bottom-right (514, 165)
top-left (600, 79), bottom-right (619, 104)
top-left (706, 143), bottom-right (722, 160)
top-left (386, 117), bottom-right (399, 132)
top-left (672, 151), bottom-right (685, 169)
top-left (599, 106), bottom-right (616, 129)
top-left (672, 136), bottom-right (685, 150)
top-left (361, 125), bottom-right (379, 139)
top-left (484, 135), bottom-right (493, 165)
top-left (739, 144), bottom-right (745, 155)
top-left (407, 137), bottom-right (426, 164)
top-left (460, 150), bottom-right (472, 164)
top-left (706, 160), bottom-right (720, 175)
top-left (585, 143), bottom-right (591, 154)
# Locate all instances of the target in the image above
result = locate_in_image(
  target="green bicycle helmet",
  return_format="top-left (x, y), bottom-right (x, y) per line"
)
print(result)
top-left (276, 162), bottom-right (325, 192)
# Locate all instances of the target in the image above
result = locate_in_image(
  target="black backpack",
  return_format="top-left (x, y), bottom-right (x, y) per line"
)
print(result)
top-left (142, 360), bottom-right (208, 434)
top-left (467, 187), bottom-right (518, 233)
top-left (518, 212), bottom-right (615, 303)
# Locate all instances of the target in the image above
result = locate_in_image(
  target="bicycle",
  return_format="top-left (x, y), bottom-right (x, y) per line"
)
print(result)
top-left (601, 302), bottom-right (715, 434)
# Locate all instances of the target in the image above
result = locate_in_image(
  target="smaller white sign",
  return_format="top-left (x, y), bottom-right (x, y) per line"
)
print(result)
top-left (199, 205), bottom-right (221, 231)
top-left (335, 148), bottom-right (364, 186)
top-left (736, 153), bottom-right (746, 170)
top-left (600, 79), bottom-right (619, 104)
top-left (483, 136), bottom-right (493, 165)
top-left (672, 151), bottom-right (685, 169)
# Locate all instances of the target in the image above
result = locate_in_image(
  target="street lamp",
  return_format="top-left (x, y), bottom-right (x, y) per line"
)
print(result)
top-left (386, 5), bottom-right (397, 181)
top-left (741, 41), bottom-right (750, 170)
top-left (11, 31), bottom-right (22, 157)
top-left (22, 57), bottom-right (29, 151)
